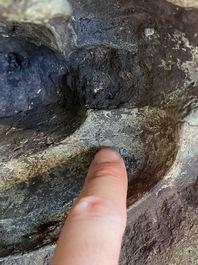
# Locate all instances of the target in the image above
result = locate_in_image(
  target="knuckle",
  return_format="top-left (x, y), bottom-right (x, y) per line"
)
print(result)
top-left (69, 196), bottom-right (125, 227)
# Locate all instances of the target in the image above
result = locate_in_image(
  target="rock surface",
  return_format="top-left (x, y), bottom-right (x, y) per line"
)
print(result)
top-left (0, 0), bottom-right (198, 264)
top-left (167, 0), bottom-right (198, 8)
top-left (0, 0), bottom-right (71, 51)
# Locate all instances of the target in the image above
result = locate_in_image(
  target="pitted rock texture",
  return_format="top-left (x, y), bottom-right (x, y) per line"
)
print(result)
top-left (0, 0), bottom-right (197, 264)
top-left (0, 0), bottom-right (198, 116)
top-left (66, 0), bottom-right (198, 112)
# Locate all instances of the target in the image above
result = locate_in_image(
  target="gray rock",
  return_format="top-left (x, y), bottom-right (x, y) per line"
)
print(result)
top-left (0, 0), bottom-right (198, 264)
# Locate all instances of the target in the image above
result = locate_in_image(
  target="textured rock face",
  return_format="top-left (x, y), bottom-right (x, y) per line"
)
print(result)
top-left (0, 0), bottom-right (198, 264)
top-left (0, 0), bottom-right (71, 116)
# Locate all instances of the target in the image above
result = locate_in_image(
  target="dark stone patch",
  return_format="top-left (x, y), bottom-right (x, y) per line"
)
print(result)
top-left (66, 0), bottom-right (198, 113)
top-left (0, 0), bottom-right (197, 119)
top-left (65, 47), bottom-right (150, 109)
top-left (0, 104), bottom-right (86, 162)
top-left (0, 37), bottom-right (67, 117)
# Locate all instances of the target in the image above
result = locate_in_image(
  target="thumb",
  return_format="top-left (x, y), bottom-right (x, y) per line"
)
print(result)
top-left (50, 148), bottom-right (128, 265)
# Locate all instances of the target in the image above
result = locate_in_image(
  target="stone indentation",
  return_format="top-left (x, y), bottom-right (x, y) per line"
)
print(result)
top-left (0, 36), bottom-right (86, 163)
top-left (0, 0), bottom-right (197, 264)
top-left (0, 108), bottom-right (178, 257)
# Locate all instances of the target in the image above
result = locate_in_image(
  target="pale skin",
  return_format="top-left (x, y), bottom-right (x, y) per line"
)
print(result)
top-left (50, 148), bottom-right (128, 265)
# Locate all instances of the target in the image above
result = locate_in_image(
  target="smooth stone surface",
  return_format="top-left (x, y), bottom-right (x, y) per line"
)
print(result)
top-left (167, 0), bottom-right (198, 8)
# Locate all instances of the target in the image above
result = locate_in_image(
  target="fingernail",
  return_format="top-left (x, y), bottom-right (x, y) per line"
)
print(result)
top-left (93, 148), bottom-right (121, 163)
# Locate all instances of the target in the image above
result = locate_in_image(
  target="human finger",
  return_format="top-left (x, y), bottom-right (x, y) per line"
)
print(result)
top-left (51, 148), bottom-right (128, 265)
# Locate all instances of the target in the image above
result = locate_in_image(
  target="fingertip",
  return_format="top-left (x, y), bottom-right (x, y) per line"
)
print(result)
top-left (93, 148), bottom-right (121, 163)
top-left (83, 147), bottom-right (128, 207)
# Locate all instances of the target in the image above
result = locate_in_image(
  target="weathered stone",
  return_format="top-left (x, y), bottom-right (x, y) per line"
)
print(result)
top-left (0, 0), bottom-right (197, 264)
top-left (0, 0), bottom-right (72, 117)
top-left (121, 109), bottom-right (198, 264)
top-left (0, 0), bottom-right (71, 51)
top-left (167, 0), bottom-right (198, 8)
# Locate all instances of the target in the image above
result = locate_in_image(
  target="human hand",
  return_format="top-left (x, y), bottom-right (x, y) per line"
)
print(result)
top-left (50, 148), bottom-right (128, 265)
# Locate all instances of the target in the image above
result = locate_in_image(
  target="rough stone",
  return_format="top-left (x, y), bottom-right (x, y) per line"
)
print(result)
top-left (0, 0), bottom-right (197, 264)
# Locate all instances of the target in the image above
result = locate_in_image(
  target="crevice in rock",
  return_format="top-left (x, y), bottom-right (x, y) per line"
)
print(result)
top-left (0, 108), bottom-right (179, 257)
top-left (0, 36), bottom-right (87, 161)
